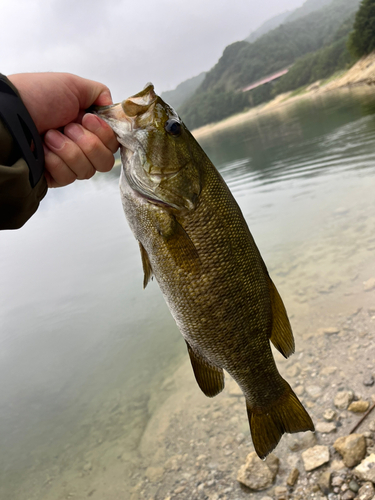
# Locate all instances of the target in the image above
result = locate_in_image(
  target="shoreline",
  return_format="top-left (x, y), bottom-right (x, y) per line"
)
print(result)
top-left (192, 52), bottom-right (375, 140)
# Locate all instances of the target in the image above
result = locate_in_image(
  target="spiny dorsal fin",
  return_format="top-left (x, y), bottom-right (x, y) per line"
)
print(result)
top-left (186, 342), bottom-right (225, 398)
top-left (268, 276), bottom-right (295, 358)
top-left (139, 242), bottom-right (153, 289)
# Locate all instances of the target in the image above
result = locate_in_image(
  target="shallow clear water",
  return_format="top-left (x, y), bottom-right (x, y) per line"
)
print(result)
top-left (1, 86), bottom-right (375, 498)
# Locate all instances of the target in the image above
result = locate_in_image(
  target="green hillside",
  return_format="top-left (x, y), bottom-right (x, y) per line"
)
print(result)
top-left (179, 0), bottom-right (360, 129)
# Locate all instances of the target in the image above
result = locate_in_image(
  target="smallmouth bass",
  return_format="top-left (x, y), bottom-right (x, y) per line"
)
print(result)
top-left (94, 85), bottom-right (314, 459)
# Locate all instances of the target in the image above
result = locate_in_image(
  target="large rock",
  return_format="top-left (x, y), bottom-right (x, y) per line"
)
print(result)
top-left (237, 452), bottom-right (279, 491)
top-left (333, 434), bottom-right (366, 468)
top-left (354, 454), bottom-right (375, 483)
top-left (302, 445), bottom-right (330, 471)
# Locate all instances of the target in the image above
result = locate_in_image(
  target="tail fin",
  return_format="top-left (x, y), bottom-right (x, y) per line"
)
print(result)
top-left (246, 386), bottom-right (314, 459)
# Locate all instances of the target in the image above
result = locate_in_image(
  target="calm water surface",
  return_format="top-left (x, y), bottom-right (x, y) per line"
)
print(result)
top-left (1, 87), bottom-right (375, 498)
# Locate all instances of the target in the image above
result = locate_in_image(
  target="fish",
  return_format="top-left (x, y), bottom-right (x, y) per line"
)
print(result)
top-left (94, 84), bottom-right (314, 459)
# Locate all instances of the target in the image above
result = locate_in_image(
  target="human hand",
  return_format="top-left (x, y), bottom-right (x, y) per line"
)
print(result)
top-left (8, 73), bottom-right (119, 188)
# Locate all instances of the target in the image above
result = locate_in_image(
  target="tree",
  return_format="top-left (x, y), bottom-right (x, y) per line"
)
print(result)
top-left (348, 0), bottom-right (375, 58)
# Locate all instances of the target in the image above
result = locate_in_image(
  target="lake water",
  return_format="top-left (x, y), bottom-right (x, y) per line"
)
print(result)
top-left (1, 86), bottom-right (375, 499)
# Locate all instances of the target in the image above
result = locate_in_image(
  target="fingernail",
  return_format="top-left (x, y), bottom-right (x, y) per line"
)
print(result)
top-left (65, 123), bottom-right (84, 141)
top-left (84, 114), bottom-right (102, 133)
top-left (45, 130), bottom-right (65, 150)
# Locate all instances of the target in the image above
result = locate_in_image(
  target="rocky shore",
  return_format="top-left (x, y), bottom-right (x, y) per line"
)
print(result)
top-left (129, 298), bottom-right (375, 500)
top-left (126, 197), bottom-right (375, 500)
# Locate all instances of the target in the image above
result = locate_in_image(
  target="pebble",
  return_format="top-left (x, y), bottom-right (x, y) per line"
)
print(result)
top-left (236, 452), bottom-right (279, 491)
top-left (334, 391), bottom-right (354, 410)
top-left (286, 363), bottom-right (301, 377)
top-left (357, 482), bottom-right (375, 500)
top-left (302, 445), bottom-right (330, 471)
top-left (318, 470), bottom-right (331, 495)
top-left (295, 385), bottom-right (305, 396)
top-left (287, 431), bottom-right (317, 452)
top-left (323, 409), bottom-right (337, 421)
top-left (341, 491), bottom-right (355, 500)
top-left (321, 366), bottom-right (337, 376)
top-left (363, 277), bottom-right (375, 291)
top-left (348, 400), bottom-right (370, 413)
top-left (333, 434), bottom-right (366, 468)
top-left (235, 433), bottom-right (245, 444)
top-left (369, 420), bottom-right (375, 432)
top-left (305, 385), bottom-right (323, 399)
top-left (316, 421), bottom-right (336, 433)
top-left (331, 476), bottom-right (344, 487)
top-left (363, 375), bottom-right (374, 387)
top-left (349, 480), bottom-right (360, 492)
top-left (286, 467), bottom-right (299, 486)
top-left (324, 327), bottom-right (340, 335)
top-left (145, 466), bottom-right (164, 483)
top-left (353, 453), bottom-right (375, 483)
top-left (274, 485), bottom-right (289, 499)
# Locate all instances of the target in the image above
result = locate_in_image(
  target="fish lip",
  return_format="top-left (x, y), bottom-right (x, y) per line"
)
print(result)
top-left (91, 102), bottom-right (133, 136)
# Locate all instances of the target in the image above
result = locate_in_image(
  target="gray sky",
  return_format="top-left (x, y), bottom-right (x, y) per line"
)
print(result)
top-left (1, 0), bottom-right (304, 101)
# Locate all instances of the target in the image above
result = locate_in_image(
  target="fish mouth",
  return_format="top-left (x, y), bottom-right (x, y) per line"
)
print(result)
top-left (91, 83), bottom-right (157, 136)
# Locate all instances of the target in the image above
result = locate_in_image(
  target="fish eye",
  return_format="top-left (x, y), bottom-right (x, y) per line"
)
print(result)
top-left (165, 119), bottom-right (182, 137)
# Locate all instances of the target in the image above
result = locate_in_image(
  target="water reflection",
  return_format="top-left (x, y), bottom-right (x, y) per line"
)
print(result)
top-left (0, 86), bottom-right (375, 498)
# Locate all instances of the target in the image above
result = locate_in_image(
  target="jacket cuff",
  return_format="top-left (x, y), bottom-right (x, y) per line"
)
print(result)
top-left (0, 158), bottom-right (47, 229)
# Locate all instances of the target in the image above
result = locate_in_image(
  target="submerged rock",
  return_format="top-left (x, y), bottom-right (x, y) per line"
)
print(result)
top-left (318, 470), bottom-right (332, 496)
top-left (287, 467), bottom-right (300, 486)
top-left (348, 400), bottom-right (370, 413)
top-left (333, 434), bottom-right (366, 468)
top-left (363, 277), bottom-right (375, 291)
top-left (237, 452), bottom-right (279, 491)
top-left (334, 391), bottom-right (354, 410)
top-left (316, 422), bottom-right (336, 433)
top-left (302, 445), bottom-right (330, 471)
top-left (286, 431), bottom-right (317, 452)
top-left (323, 409), bottom-right (337, 421)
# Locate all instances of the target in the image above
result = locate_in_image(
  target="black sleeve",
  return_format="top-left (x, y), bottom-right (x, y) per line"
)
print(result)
top-left (0, 75), bottom-right (48, 230)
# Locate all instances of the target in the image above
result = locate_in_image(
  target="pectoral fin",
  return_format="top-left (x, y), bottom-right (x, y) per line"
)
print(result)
top-left (156, 213), bottom-right (201, 274)
top-left (186, 342), bottom-right (225, 397)
top-left (139, 242), bottom-right (153, 289)
top-left (267, 276), bottom-right (295, 358)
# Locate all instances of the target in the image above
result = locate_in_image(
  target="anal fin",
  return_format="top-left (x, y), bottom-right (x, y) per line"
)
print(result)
top-left (268, 276), bottom-right (295, 358)
top-left (139, 242), bottom-right (153, 289)
top-left (186, 342), bottom-right (225, 397)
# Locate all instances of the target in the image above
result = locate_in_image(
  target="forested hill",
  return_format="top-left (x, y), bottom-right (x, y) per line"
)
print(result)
top-left (245, 11), bottom-right (291, 43)
top-left (179, 0), bottom-right (360, 129)
top-left (245, 0), bottom-right (333, 43)
top-left (199, 0), bottom-right (359, 93)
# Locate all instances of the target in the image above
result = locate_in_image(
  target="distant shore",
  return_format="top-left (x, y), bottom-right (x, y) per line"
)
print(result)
top-left (192, 52), bottom-right (375, 140)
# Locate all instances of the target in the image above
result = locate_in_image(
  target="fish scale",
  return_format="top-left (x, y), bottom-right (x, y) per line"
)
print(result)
top-left (94, 84), bottom-right (314, 459)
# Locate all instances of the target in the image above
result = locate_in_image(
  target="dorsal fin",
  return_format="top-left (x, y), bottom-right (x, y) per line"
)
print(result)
top-left (267, 276), bottom-right (295, 358)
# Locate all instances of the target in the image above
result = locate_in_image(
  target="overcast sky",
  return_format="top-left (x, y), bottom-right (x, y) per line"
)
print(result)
top-left (1, 0), bottom-right (305, 101)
